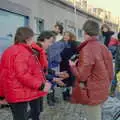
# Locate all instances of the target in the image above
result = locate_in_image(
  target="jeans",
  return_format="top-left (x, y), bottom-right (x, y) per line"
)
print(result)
top-left (9, 98), bottom-right (41, 120)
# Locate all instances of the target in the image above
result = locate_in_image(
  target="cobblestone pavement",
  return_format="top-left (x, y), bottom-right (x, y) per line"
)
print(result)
top-left (0, 88), bottom-right (86, 120)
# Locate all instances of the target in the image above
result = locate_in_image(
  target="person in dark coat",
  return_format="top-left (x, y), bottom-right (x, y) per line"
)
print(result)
top-left (60, 31), bottom-right (80, 100)
top-left (101, 24), bottom-right (114, 47)
top-left (32, 31), bottom-right (69, 106)
top-left (115, 32), bottom-right (120, 74)
top-left (112, 32), bottom-right (120, 96)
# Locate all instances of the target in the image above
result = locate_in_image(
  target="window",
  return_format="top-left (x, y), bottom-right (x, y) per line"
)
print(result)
top-left (0, 9), bottom-right (28, 57)
top-left (34, 17), bottom-right (44, 39)
top-left (78, 29), bottom-right (84, 41)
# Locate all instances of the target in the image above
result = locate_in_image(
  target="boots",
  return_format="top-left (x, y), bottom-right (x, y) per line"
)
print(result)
top-left (47, 91), bottom-right (55, 106)
top-left (62, 88), bottom-right (71, 101)
top-left (51, 88), bottom-right (59, 103)
top-left (47, 88), bottom-right (60, 106)
top-left (0, 104), bottom-right (10, 109)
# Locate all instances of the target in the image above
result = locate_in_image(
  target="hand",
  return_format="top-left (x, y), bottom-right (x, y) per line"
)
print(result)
top-left (0, 99), bottom-right (7, 105)
top-left (56, 71), bottom-right (69, 79)
top-left (61, 72), bottom-right (69, 79)
top-left (53, 78), bottom-right (66, 87)
top-left (79, 82), bottom-right (85, 88)
top-left (56, 71), bottom-right (66, 76)
top-left (43, 82), bottom-right (52, 92)
top-left (69, 60), bottom-right (78, 67)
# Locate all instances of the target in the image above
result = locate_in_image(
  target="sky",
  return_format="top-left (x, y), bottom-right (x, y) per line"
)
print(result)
top-left (87, 0), bottom-right (120, 17)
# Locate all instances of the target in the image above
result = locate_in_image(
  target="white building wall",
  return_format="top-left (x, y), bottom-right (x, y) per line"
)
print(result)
top-left (8, 0), bottom-right (90, 29)
top-left (5, 0), bottom-right (102, 40)
top-left (8, 0), bottom-right (40, 31)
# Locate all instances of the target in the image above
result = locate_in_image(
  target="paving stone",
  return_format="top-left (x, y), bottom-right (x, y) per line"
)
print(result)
top-left (0, 88), bottom-right (85, 120)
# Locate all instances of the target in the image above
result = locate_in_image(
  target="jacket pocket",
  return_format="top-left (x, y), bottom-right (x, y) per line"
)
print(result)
top-left (71, 83), bottom-right (89, 104)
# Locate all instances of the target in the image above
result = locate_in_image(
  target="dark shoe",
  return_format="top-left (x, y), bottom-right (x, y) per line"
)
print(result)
top-left (52, 97), bottom-right (60, 103)
top-left (62, 92), bottom-right (70, 101)
top-left (62, 88), bottom-right (71, 101)
top-left (51, 89), bottom-right (59, 103)
top-left (0, 104), bottom-right (10, 108)
top-left (47, 93), bottom-right (55, 106)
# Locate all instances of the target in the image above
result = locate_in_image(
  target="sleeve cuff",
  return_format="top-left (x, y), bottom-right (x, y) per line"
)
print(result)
top-left (39, 83), bottom-right (45, 91)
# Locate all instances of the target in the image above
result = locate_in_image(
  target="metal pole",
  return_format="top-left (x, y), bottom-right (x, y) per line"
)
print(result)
top-left (74, 0), bottom-right (78, 40)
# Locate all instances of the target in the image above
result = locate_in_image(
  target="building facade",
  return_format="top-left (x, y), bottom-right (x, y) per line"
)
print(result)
top-left (0, 0), bottom-right (119, 55)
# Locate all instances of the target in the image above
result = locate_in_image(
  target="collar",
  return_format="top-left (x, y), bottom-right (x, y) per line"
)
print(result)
top-left (17, 43), bottom-right (33, 53)
top-left (77, 37), bottom-right (97, 50)
top-left (31, 42), bottom-right (46, 54)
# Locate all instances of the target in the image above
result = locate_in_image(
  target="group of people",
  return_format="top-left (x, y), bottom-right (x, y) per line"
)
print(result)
top-left (100, 24), bottom-right (120, 97)
top-left (0, 20), bottom-right (114, 120)
top-left (101, 24), bottom-right (120, 59)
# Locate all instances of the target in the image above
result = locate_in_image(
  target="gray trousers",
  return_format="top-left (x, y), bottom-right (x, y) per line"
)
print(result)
top-left (82, 104), bottom-right (101, 120)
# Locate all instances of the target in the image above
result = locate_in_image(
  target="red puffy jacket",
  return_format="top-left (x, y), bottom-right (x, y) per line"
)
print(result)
top-left (0, 62), bottom-right (4, 98)
top-left (0, 43), bottom-right (47, 103)
top-left (71, 37), bottom-right (113, 105)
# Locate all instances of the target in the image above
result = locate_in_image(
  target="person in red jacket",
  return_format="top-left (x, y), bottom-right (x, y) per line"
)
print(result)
top-left (69, 20), bottom-right (113, 120)
top-left (0, 27), bottom-right (51, 120)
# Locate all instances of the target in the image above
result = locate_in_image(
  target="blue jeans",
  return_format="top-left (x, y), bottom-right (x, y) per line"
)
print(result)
top-left (108, 46), bottom-right (117, 59)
